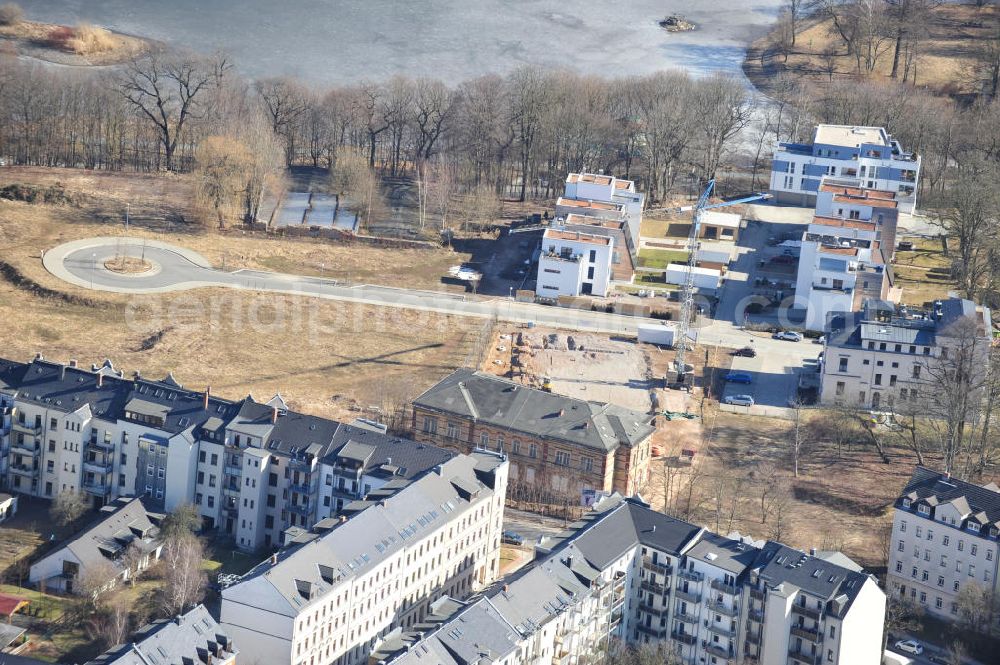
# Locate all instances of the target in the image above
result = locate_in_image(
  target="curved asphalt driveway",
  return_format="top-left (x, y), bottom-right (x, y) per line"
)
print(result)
top-left (44, 237), bottom-right (647, 335)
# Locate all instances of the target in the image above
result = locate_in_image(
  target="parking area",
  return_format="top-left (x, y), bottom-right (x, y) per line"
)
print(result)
top-left (719, 334), bottom-right (823, 409)
top-left (715, 218), bottom-right (807, 326)
top-left (453, 229), bottom-right (540, 296)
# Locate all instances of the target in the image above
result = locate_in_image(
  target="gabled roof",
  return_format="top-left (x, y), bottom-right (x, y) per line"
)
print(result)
top-left (898, 466), bottom-right (1000, 529)
top-left (222, 455), bottom-right (499, 618)
top-left (413, 369), bottom-right (654, 453)
top-left (36, 497), bottom-right (161, 576)
top-left (0, 356), bottom-right (452, 475)
top-left (85, 604), bottom-right (236, 665)
top-left (753, 542), bottom-right (873, 618)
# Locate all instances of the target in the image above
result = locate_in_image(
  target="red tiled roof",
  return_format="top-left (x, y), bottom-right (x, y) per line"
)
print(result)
top-left (0, 592), bottom-right (28, 616)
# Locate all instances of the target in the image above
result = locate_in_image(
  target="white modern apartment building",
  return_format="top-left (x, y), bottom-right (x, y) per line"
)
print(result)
top-left (770, 125), bottom-right (921, 213)
top-left (375, 494), bottom-right (886, 665)
top-left (562, 172), bottom-right (645, 244)
top-left (536, 228), bottom-right (614, 298)
top-left (887, 466), bottom-right (1000, 629)
top-left (219, 450), bottom-right (508, 665)
top-left (794, 180), bottom-right (899, 330)
top-left (820, 298), bottom-right (993, 410)
top-left (0, 355), bottom-right (455, 551)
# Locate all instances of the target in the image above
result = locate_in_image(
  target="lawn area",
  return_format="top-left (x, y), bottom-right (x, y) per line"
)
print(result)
top-left (204, 542), bottom-right (262, 578)
top-left (0, 172), bottom-right (485, 424)
top-left (0, 583), bottom-right (71, 619)
top-left (893, 239), bottom-right (956, 305)
top-left (637, 248), bottom-right (688, 269)
top-left (640, 219), bottom-right (671, 238)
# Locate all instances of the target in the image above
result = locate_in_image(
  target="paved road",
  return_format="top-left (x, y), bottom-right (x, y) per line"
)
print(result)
top-left (502, 508), bottom-right (568, 546)
top-left (45, 238), bottom-right (822, 378)
top-left (46, 238), bottom-right (649, 335)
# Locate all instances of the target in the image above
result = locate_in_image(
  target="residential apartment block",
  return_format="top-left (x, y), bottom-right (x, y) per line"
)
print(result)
top-left (561, 172), bottom-right (645, 247)
top-left (536, 228), bottom-right (614, 298)
top-left (85, 604), bottom-right (237, 665)
top-left (544, 172), bottom-right (646, 295)
top-left (770, 124), bottom-right (921, 213)
top-left (887, 467), bottom-right (1000, 628)
top-left (411, 368), bottom-right (654, 503)
top-left (375, 494), bottom-right (886, 665)
top-left (29, 496), bottom-right (163, 594)
top-left (820, 298), bottom-right (992, 409)
top-left (0, 355), bottom-right (455, 551)
top-left (794, 180), bottom-right (899, 330)
top-left (220, 450), bottom-right (507, 665)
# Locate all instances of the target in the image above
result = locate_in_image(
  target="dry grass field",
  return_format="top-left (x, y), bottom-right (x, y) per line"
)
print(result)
top-left (0, 168), bottom-right (487, 423)
top-left (0, 18), bottom-right (149, 64)
top-left (748, 4), bottom-right (999, 96)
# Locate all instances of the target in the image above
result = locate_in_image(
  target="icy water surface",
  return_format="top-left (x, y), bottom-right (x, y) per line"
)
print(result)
top-left (26, 0), bottom-right (782, 83)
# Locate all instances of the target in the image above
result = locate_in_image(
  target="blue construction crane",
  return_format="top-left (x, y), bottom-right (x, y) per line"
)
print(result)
top-left (671, 180), bottom-right (770, 384)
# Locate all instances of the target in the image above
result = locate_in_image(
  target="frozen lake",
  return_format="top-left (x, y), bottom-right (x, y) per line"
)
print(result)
top-left (25, 0), bottom-right (783, 84)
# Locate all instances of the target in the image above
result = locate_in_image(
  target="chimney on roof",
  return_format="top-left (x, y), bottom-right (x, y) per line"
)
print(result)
top-left (558, 409), bottom-right (564, 417)
top-left (810, 547), bottom-right (816, 556)
top-left (339, 515), bottom-right (347, 524)
top-left (651, 525), bottom-right (656, 533)
top-left (272, 406), bottom-right (279, 424)
top-left (97, 373), bottom-right (104, 388)
top-left (503, 584), bottom-right (510, 593)
top-left (69, 359), bottom-right (77, 368)
top-left (566, 555), bottom-right (573, 567)
top-left (270, 553), bottom-right (278, 566)
top-left (174, 614), bottom-right (183, 625)
top-left (945, 471), bottom-right (951, 479)
top-left (60, 364), bottom-right (66, 381)
top-left (34, 352), bottom-right (43, 361)
top-left (133, 370), bottom-right (141, 380)
top-left (204, 386), bottom-right (211, 410)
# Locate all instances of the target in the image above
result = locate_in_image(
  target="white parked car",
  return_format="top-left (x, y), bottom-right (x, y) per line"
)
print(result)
top-left (723, 394), bottom-right (754, 407)
top-left (893, 640), bottom-right (924, 655)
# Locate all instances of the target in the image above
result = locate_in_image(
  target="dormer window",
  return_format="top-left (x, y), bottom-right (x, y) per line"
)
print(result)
top-left (968, 523), bottom-right (980, 533)
top-left (902, 499), bottom-right (911, 508)
top-left (917, 504), bottom-right (930, 516)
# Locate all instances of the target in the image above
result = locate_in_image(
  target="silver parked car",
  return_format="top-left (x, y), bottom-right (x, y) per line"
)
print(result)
top-left (723, 394), bottom-right (755, 407)
top-left (772, 330), bottom-right (803, 342)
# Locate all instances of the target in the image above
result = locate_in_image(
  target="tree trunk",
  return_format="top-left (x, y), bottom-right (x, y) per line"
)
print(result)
top-left (890, 29), bottom-right (904, 79)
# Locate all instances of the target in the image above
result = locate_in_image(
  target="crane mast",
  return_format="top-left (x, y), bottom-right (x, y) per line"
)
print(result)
top-left (668, 180), bottom-right (771, 383)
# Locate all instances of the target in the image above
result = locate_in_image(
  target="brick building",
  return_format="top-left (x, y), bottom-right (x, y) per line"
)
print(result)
top-left (411, 369), bottom-right (655, 503)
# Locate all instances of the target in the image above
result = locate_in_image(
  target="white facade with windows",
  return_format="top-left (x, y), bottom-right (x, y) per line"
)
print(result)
top-left (770, 125), bottom-right (921, 213)
top-left (819, 298), bottom-right (992, 410)
top-left (0, 356), bottom-right (457, 553)
top-left (536, 228), bottom-right (613, 297)
top-left (219, 452), bottom-right (508, 665)
top-left (887, 467), bottom-right (1000, 627)
top-left (378, 494), bottom-right (885, 665)
top-left (794, 180), bottom-right (898, 330)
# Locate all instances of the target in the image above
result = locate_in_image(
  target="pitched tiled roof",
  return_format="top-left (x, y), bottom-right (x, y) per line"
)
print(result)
top-left (0, 356), bottom-right (453, 476)
top-left (412, 369), bottom-right (654, 452)
top-left (85, 604), bottom-right (236, 665)
top-left (898, 466), bottom-right (1000, 529)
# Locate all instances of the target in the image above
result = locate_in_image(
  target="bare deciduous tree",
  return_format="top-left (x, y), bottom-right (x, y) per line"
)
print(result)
top-left (160, 532), bottom-right (207, 617)
top-left (50, 489), bottom-right (90, 526)
top-left (119, 53), bottom-right (223, 170)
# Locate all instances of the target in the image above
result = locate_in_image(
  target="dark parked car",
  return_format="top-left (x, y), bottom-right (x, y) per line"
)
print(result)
top-left (724, 371), bottom-right (753, 384)
top-left (502, 530), bottom-right (524, 546)
top-left (732, 346), bottom-right (757, 357)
